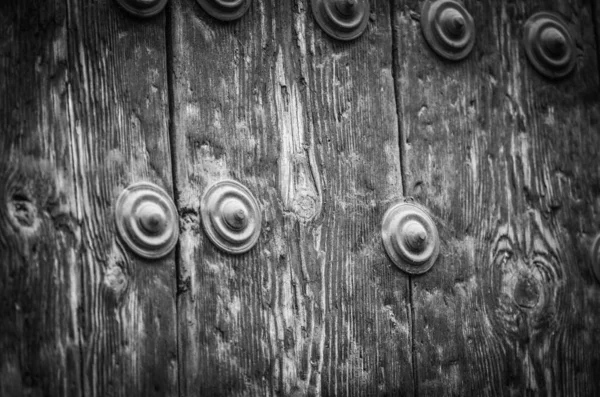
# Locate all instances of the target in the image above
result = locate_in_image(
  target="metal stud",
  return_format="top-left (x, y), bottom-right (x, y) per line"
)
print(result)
top-left (196, 0), bottom-right (251, 21)
top-left (201, 179), bottom-right (261, 254)
top-left (382, 202), bottom-right (440, 275)
top-left (311, 0), bottom-right (370, 41)
top-left (523, 12), bottom-right (576, 79)
top-left (115, 182), bottom-right (179, 259)
top-left (591, 234), bottom-right (600, 283)
top-left (421, 0), bottom-right (475, 61)
top-left (114, 0), bottom-right (168, 18)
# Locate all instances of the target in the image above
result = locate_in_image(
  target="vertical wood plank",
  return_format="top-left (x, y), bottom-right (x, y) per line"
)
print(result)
top-left (0, 1), bottom-right (177, 396)
top-left (393, 0), bottom-right (600, 395)
top-left (595, 1), bottom-right (600, 78)
top-left (170, 0), bottom-right (413, 395)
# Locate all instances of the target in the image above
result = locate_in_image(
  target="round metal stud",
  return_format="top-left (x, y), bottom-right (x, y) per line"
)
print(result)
top-left (115, 182), bottom-right (179, 259)
top-left (523, 12), bottom-right (576, 79)
top-left (421, 0), bottom-right (475, 61)
top-left (201, 179), bottom-right (262, 254)
top-left (591, 233), bottom-right (600, 283)
top-left (114, 0), bottom-right (168, 18)
top-left (196, 0), bottom-right (251, 21)
top-left (311, 0), bottom-right (370, 41)
top-left (382, 202), bottom-right (440, 275)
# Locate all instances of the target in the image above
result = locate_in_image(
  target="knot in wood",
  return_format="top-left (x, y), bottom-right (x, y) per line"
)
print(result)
top-left (513, 275), bottom-right (540, 309)
top-left (292, 191), bottom-right (318, 221)
top-left (8, 193), bottom-right (39, 233)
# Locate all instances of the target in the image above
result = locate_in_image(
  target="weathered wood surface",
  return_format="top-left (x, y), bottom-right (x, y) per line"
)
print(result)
top-left (393, 0), bottom-right (600, 395)
top-left (0, 2), bottom-right (177, 396)
top-left (595, 1), bottom-right (600, 77)
top-left (170, 0), bottom-right (412, 395)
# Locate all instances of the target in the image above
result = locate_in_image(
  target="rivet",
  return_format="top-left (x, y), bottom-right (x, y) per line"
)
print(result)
top-left (420, 0), bottom-right (475, 61)
top-left (311, 0), bottom-right (370, 41)
top-left (591, 233), bottom-right (600, 283)
top-left (115, 182), bottom-right (179, 259)
top-left (114, 0), bottom-right (168, 18)
top-left (382, 202), bottom-right (440, 275)
top-left (196, 0), bottom-right (251, 21)
top-left (200, 179), bottom-right (261, 254)
top-left (523, 12), bottom-right (576, 79)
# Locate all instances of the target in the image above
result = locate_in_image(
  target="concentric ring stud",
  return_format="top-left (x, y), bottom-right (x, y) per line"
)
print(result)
top-left (196, 0), bottom-right (251, 21)
top-left (114, 0), bottom-right (168, 18)
top-left (115, 182), bottom-right (179, 259)
top-left (312, 0), bottom-right (370, 41)
top-left (591, 233), bottom-right (600, 284)
top-left (421, 0), bottom-right (475, 61)
top-left (523, 12), bottom-right (576, 79)
top-left (201, 180), bottom-right (262, 254)
top-left (382, 202), bottom-right (440, 275)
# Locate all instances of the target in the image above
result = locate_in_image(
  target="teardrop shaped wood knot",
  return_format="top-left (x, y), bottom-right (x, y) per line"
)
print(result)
top-left (421, 0), bottom-right (475, 61)
top-left (382, 202), bottom-right (440, 275)
top-left (115, 182), bottom-right (179, 259)
top-left (200, 179), bottom-right (262, 254)
top-left (114, 0), bottom-right (168, 18)
top-left (311, 0), bottom-right (370, 41)
top-left (523, 12), bottom-right (576, 79)
top-left (196, 0), bottom-right (251, 21)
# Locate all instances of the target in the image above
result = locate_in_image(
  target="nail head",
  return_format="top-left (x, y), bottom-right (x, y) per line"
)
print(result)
top-left (523, 12), bottom-right (576, 79)
top-left (114, 0), bottom-right (168, 18)
top-left (312, 0), bottom-right (370, 41)
top-left (196, 0), bottom-right (251, 21)
top-left (382, 202), bottom-right (440, 275)
top-left (201, 179), bottom-right (262, 254)
top-left (115, 182), bottom-right (179, 259)
top-left (421, 0), bottom-right (475, 61)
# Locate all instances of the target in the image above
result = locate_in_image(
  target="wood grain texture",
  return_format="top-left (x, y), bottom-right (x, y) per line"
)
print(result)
top-left (393, 0), bottom-right (600, 395)
top-left (170, 0), bottom-right (412, 395)
top-left (595, 1), bottom-right (600, 79)
top-left (0, 1), bottom-right (177, 396)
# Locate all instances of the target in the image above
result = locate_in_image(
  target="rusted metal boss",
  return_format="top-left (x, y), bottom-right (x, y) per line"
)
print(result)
top-left (382, 202), bottom-right (440, 275)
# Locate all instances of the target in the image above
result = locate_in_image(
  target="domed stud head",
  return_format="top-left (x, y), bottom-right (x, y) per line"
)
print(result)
top-left (523, 12), bottom-right (576, 79)
top-left (200, 179), bottom-right (262, 254)
top-left (591, 234), bottom-right (600, 284)
top-left (421, 0), bottom-right (475, 61)
top-left (114, 0), bottom-right (168, 18)
top-left (115, 182), bottom-right (179, 259)
top-left (196, 0), bottom-right (251, 21)
top-left (382, 202), bottom-right (440, 275)
top-left (311, 0), bottom-right (370, 41)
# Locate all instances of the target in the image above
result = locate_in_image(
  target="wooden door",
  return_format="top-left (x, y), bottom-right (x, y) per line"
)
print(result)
top-left (1, 0), bottom-right (599, 396)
